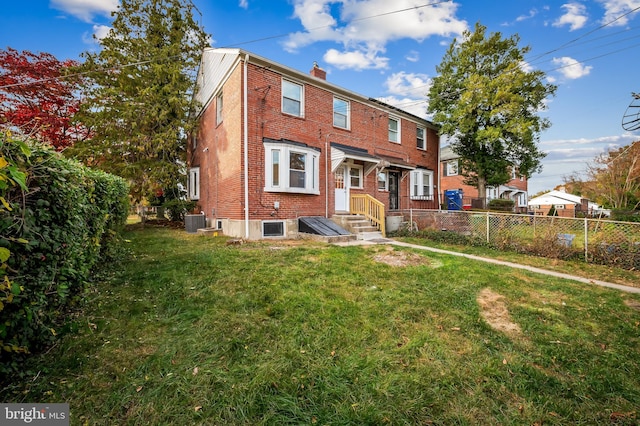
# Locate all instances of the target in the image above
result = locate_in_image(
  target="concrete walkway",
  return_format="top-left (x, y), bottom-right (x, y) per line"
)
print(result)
top-left (335, 237), bottom-right (640, 294)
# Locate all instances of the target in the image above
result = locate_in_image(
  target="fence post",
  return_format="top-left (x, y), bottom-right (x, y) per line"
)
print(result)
top-left (410, 208), bottom-right (413, 230)
top-left (584, 217), bottom-right (588, 263)
top-left (486, 211), bottom-right (490, 244)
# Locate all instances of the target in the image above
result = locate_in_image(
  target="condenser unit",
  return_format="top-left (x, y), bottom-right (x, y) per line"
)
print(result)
top-left (185, 214), bottom-right (206, 233)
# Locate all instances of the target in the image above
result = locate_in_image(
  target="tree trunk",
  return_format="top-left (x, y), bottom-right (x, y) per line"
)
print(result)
top-left (477, 175), bottom-right (487, 209)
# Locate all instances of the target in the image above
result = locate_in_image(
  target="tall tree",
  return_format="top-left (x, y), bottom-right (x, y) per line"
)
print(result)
top-left (0, 48), bottom-right (88, 150)
top-left (428, 23), bottom-right (556, 206)
top-left (70, 0), bottom-right (209, 202)
top-left (584, 141), bottom-right (640, 209)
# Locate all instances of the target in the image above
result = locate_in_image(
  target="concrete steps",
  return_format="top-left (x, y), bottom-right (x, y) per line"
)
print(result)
top-left (331, 214), bottom-right (383, 240)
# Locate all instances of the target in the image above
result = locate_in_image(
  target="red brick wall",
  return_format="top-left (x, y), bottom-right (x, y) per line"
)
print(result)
top-left (440, 162), bottom-right (528, 199)
top-left (193, 60), bottom-right (440, 222)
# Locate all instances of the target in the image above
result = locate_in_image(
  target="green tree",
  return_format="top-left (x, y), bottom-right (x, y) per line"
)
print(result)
top-left (69, 0), bottom-right (209, 202)
top-left (428, 23), bottom-right (556, 207)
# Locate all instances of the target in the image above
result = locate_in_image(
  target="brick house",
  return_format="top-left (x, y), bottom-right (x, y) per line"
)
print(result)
top-left (188, 48), bottom-right (440, 239)
top-left (440, 145), bottom-right (529, 212)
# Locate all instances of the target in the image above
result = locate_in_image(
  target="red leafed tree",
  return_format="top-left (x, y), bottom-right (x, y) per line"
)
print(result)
top-left (0, 48), bottom-right (89, 150)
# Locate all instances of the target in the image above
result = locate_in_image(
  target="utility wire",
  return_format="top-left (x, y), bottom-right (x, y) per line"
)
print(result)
top-left (0, 1), bottom-right (450, 90)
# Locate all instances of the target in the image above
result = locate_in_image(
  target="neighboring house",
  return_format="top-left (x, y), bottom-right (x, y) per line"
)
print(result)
top-left (440, 145), bottom-right (528, 212)
top-left (528, 187), bottom-right (604, 217)
top-left (188, 48), bottom-right (440, 239)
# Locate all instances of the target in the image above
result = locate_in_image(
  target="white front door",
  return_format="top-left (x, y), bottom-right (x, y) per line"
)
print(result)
top-left (334, 166), bottom-right (348, 212)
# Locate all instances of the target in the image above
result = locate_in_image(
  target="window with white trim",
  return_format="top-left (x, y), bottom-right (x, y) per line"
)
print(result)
top-left (388, 116), bottom-right (400, 143)
top-left (188, 167), bottom-right (200, 200)
top-left (416, 126), bottom-right (426, 150)
top-left (377, 171), bottom-right (388, 191)
top-left (264, 143), bottom-right (319, 194)
top-left (410, 169), bottom-right (434, 200)
top-left (216, 92), bottom-right (223, 125)
top-left (446, 160), bottom-right (458, 176)
top-left (348, 165), bottom-right (363, 188)
top-left (333, 97), bottom-right (350, 129)
top-left (282, 79), bottom-right (304, 117)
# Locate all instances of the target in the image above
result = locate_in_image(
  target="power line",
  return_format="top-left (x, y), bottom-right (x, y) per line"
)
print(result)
top-left (0, 1), bottom-right (451, 90)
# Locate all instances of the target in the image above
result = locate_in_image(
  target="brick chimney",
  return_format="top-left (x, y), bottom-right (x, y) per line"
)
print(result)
top-left (310, 61), bottom-right (326, 80)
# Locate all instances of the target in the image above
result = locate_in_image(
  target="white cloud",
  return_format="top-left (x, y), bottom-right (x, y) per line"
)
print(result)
top-left (553, 2), bottom-right (588, 31)
top-left (93, 24), bottom-right (112, 41)
top-left (376, 96), bottom-right (429, 118)
top-left (516, 8), bottom-right (539, 22)
top-left (323, 48), bottom-right (388, 70)
top-left (50, 0), bottom-right (119, 22)
top-left (239, 0), bottom-right (248, 9)
top-left (82, 24), bottom-right (112, 44)
top-left (405, 50), bottom-right (419, 62)
top-left (384, 71), bottom-right (431, 97)
top-left (552, 56), bottom-right (593, 79)
top-left (284, 0), bottom-right (467, 71)
top-left (529, 133), bottom-right (637, 192)
top-left (597, 0), bottom-right (640, 26)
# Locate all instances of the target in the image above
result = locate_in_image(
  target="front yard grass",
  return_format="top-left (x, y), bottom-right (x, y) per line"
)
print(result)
top-left (2, 227), bottom-right (640, 425)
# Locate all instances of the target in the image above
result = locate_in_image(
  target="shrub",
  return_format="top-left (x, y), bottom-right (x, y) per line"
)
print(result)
top-left (610, 210), bottom-right (640, 223)
top-left (163, 199), bottom-right (198, 222)
top-left (487, 198), bottom-right (515, 211)
top-left (0, 136), bottom-right (128, 375)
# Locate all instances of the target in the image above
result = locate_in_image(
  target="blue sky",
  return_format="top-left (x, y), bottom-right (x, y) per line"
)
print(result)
top-left (2, 0), bottom-right (639, 194)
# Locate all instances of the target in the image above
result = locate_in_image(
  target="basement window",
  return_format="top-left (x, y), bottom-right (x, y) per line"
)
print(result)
top-left (263, 221), bottom-right (285, 237)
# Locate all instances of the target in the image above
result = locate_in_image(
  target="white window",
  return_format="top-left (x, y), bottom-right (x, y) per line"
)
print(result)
top-left (446, 160), bottom-right (458, 176)
top-left (264, 142), bottom-right (319, 195)
top-left (377, 171), bottom-right (388, 191)
top-left (388, 116), bottom-right (400, 143)
top-left (410, 169), bottom-right (434, 200)
top-left (188, 167), bottom-right (200, 200)
top-left (216, 92), bottom-right (223, 125)
top-left (282, 79), bottom-right (304, 117)
top-left (333, 97), bottom-right (350, 129)
top-left (416, 126), bottom-right (426, 150)
top-left (511, 168), bottom-right (517, 180)
top-left (349, 165), bottom-right (363, 189)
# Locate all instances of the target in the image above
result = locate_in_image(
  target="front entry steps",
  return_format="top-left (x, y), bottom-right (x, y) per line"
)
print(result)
top-left (331, 214), bottom-right (383, 240)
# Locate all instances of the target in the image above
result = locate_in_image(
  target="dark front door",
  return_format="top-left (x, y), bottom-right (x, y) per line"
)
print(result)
top-left (389, 171), bottom-right (400, 210)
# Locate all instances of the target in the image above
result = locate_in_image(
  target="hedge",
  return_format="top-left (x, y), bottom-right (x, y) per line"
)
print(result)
top-left (0, 136), bottom-right (129, 375)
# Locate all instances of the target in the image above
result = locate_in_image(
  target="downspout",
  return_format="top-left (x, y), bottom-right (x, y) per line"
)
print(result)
top-left (243, 53), bottom-right (250, 238)
top-left (436, 130), bottom-right (442, 210)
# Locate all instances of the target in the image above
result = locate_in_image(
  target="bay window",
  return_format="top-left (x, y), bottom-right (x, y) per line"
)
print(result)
top-left (264, 141), bottom-right (319, 194)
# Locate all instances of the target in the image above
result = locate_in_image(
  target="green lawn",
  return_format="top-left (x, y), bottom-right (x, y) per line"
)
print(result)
top-left (3, 226), bottom-right (640, 425)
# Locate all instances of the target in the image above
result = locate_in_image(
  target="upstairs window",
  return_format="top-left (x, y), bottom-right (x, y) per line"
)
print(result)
top-left (388, 116), bottom-right (400, 143)
top-left (445, 160), bottom-right (458, 176)
top-left (216, 92), bottom-right (223, 125)
top-left (333, 97), bottom-right (350, 129)
top-left (416, 126), bottom-right (426, 150)
top-left (410, 169), bottom-right (434, 200)
top-left (282, 79), bottom-right (304, 117)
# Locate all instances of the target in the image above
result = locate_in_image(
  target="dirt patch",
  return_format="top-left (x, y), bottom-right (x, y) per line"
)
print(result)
top-left (372, 246), bottom-right (434, 267)
top-left (477, 288), bottom-right (521, 336)
top-left (624, 299), bottom-right (640, 311)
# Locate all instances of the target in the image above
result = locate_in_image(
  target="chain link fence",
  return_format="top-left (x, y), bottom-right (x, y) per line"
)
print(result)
top-left (393, 210), bottom-right (640, 270)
